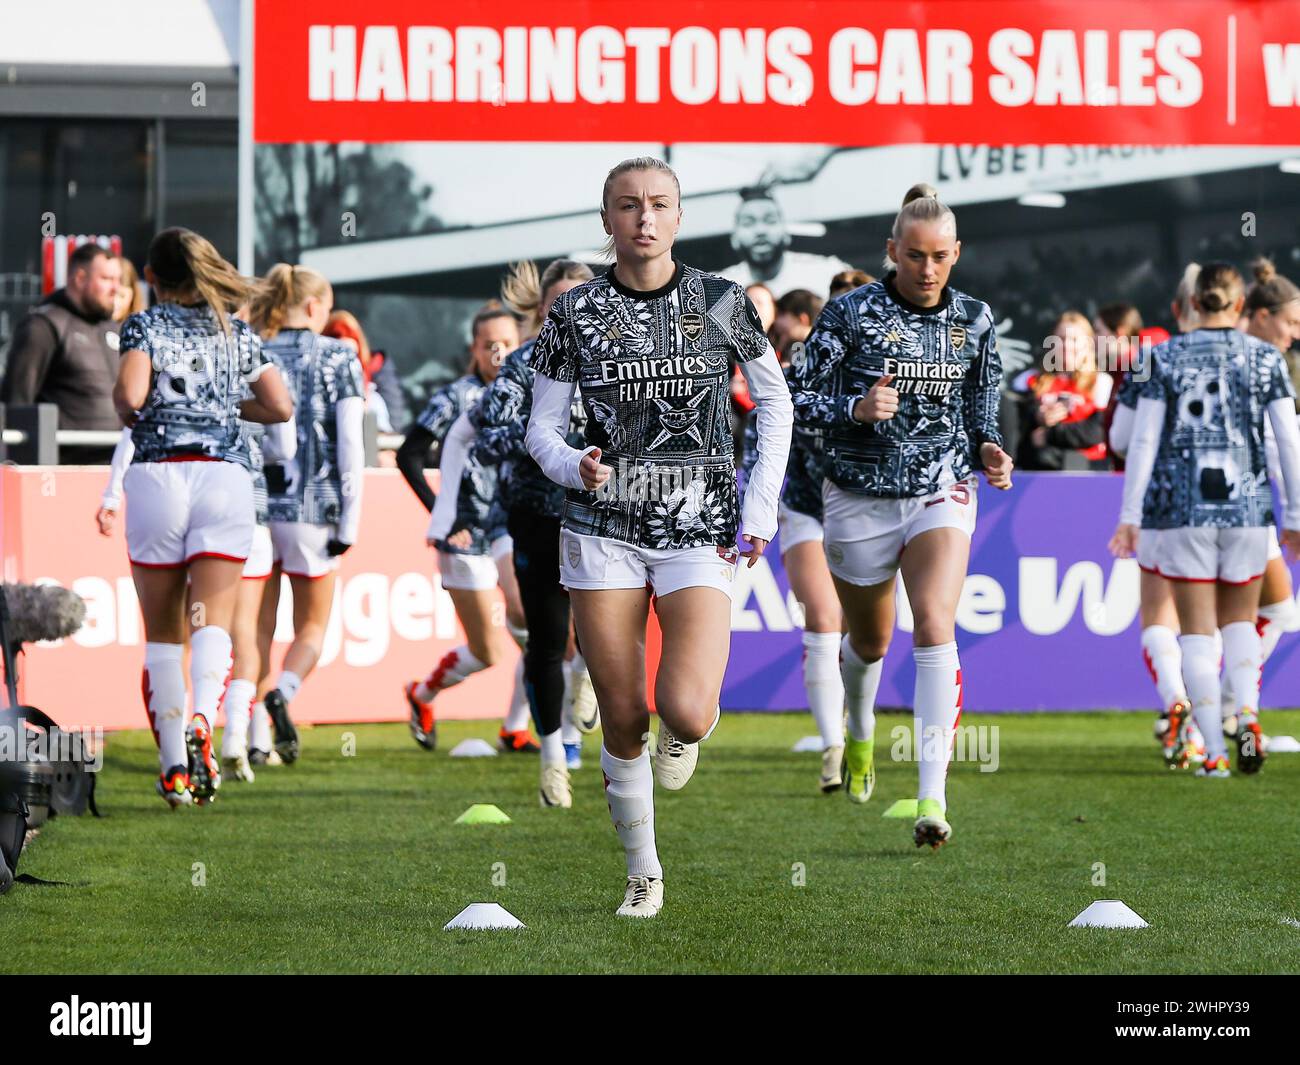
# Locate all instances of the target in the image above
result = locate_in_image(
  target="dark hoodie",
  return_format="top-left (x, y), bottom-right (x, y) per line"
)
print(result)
top-left (1, 289), bottom-right (122, 462)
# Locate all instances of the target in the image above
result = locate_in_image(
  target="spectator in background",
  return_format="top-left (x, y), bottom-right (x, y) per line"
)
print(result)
top-left (1012, 311), bottom-right (1110, 471)
top-left (829, 269), bottom-right (874, 299)
top-left (771, 288), bottom-right (824, 361)
top-left (1, 243), bottom-right (122, 463)
top-left (113, 256), bottom-right (146, 323)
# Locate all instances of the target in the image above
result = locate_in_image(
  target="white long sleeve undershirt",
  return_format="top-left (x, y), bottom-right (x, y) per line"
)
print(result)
top-left (735, 344), bottom-right (793, 542)
top-left (1266, 397), bottom-right (1300, 530)
top-left (335, 395), bottom-right (365, 544)
top-left (101, 428), bottom-right (135, 509)
top-left (1109, 403), bottom-right (1135, 459)
top-left (526, 374), bottom-right (597, 491)
top-left (1119, 397), bottom-right (1164, 528)
top-left (427, 409), bottom-right (476, 544)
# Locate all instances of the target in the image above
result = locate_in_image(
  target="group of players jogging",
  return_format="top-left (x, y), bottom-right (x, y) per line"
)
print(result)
top-left (106, 157), bottom-right (1299, 919)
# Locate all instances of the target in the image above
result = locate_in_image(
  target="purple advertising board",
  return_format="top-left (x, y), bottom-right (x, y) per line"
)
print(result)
top-left (723, 473), bottom-right (1300, 712)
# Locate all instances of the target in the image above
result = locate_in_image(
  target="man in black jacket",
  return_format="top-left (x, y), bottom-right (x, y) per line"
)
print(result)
top-left (1, 244), bottom-right (123, 463)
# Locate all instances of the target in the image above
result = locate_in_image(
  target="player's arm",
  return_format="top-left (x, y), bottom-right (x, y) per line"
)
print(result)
top-left (1110, 396), bottom-right (1164, 557)
top-left (96, 428), bottom-right (135, 535)
top-left (240, 363), bottom-right (293, 424)
top-left (1266, 397), bottom-right (1300, 555)
top-left (527, 373), bottom-right (599, 490)
top-left (1109, 402), bottom-right (1136, 458)
top-left (790, 299), bottom-right (865, 430)
top-left (737, 341), bottom-right (793, 562)
top-left (965, 310), bottom-right (1012, 488)
top-left (330, 352), bottom-right (367, 554)
top-left (525, 303), bottom-right (601, 490)
top-left (426, 410), bottom-right (475, 546)
top-left (397, 387), bottom-right (456, 512)
top-left (471, 356), bottom-right (528, 467)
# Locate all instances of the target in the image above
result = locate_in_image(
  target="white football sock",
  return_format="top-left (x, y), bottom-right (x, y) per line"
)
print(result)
top-left (600, 746), bottom-right (662, 880)
top-left (803, 631), bottom-right (845, 748)
top-left (220, 678), bottom-right (256, 755)
top-left (190, 626), bottom-right (232, 730)
top-left (143, 642), bottom-right (187, 772)
top-left (1220, 621), bottom-right (1262, 717)
top-left (914, 642), bottom-right (962, 810)
top-left (1140, 625), bottom-right (1186, 710)
top-left (503, 656), bottom-right (532, 732)
top-left (560, 661), bottom-right (581, 744)
top-left (1258, 598), bottom-right (1295, 665)
top-left (276, 669), bottom-right (302, 703)
top-left (540, 729), bottom-right (565, 765)
top-left (841, 635), bottom-right (882, 743)
top-left (1180, 634), bottom-right (1226, 760)
top-left (249, 701), bottom-right (272, 753)
top-left (415, 645), bottom-right (486, 701)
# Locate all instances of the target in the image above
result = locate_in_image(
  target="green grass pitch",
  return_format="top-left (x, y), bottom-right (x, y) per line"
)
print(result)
top-left (7, 711), bottom-right (1300, 974)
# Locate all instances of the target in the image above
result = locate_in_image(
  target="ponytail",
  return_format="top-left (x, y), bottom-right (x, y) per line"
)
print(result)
top-left (1194, 261), bottom-right (1244, 315)
top-left (146, 227), bottom-right (253, 337)
top-left (247, 263), bottom-right (332, 338)
top-left (1244, 257), bottom-right (1300, 316)
top-left (501, 258), bottom-right (594, 335)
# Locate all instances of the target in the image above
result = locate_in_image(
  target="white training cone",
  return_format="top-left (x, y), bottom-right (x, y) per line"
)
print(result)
top-left (450, 738), bottom-right (498, 758)
top-left (1068, 900), bottom-right (1149, 928)
top-left (444, 903), bottom-right (525, 930)
top-left (792, 735), bottom-right (825, 753)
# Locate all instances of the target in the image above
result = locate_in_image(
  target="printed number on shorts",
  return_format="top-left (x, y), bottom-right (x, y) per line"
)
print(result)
top-left (923, 481), bottom-right (971, 508)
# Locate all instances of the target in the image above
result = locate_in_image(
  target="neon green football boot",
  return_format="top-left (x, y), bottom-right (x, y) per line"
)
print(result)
top-left (914, 798), bottom-right (952, 849)
top-left (843, 735), bottom-right (875, 804)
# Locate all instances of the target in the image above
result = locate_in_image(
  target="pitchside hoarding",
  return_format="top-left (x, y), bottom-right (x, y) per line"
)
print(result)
top-left (254, 1), bottom-right (1300, 145)
top-left (6, 468), bottom-right (1299, 728)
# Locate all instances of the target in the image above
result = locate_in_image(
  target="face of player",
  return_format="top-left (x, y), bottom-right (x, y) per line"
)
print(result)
top-left (470, 316), bottom-right (520, 382)
top-left (731, 198), bottom-right (788, 268)
top-left (746, 285), bottom-right (776, 333)
top-left (1251, 300), bottom-right (1300, 351)
top-left (773, 311), bottom-right (812, 351)
top-left (540, 278), bottom-right (584, 321)
top-left (70, 254), bottom-right (122, 320)
top-left (887, 221), bottom-right (960, 307)
top-left (602, 170), bottom-right (682, 266)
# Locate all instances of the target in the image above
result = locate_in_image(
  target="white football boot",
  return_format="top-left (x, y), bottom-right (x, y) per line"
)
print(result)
top-left (615, 876), bottom-right (664, 918)
top-left (539, 763), bottom-right (573, 808)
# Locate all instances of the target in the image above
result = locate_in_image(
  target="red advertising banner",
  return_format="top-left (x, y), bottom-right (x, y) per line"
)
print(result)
top-left (2, 467), bottom-right (518, 732)
top-left (1, 467), bottom-right (665, 733)
top-left (254, 0), bottom-right (1300, 145)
